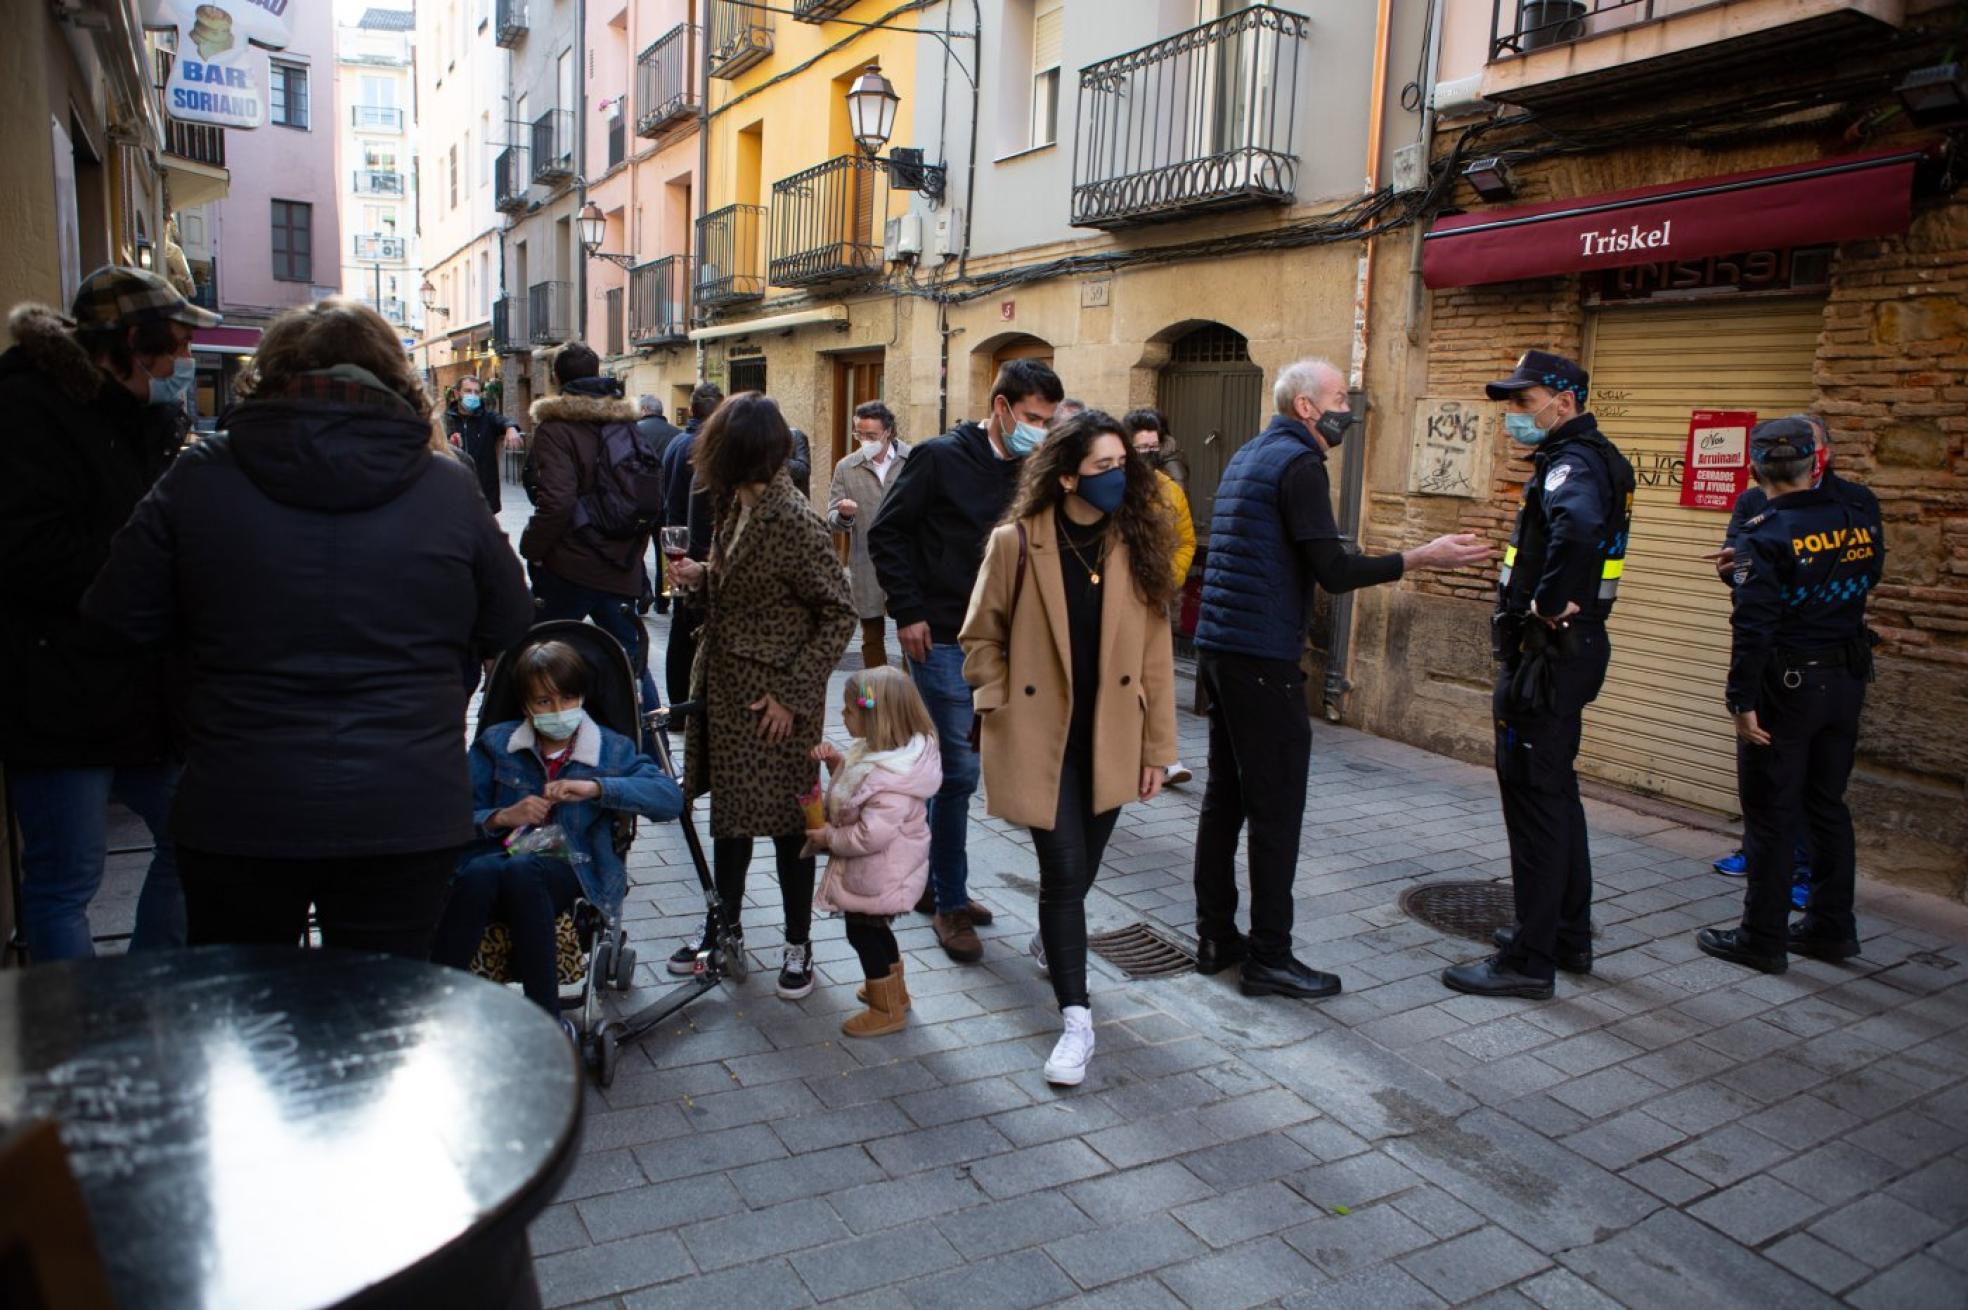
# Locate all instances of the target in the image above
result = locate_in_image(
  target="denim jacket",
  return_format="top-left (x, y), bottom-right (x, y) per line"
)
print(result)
top-left (467, 715), bottom-right (684, 915)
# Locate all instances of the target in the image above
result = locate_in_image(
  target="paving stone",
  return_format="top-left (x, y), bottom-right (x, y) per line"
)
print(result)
top-left (897, 1074), bottom-right (1035, 1129)
top-left (1285, 1150), bottom-right (1424, 1211)
top-left (1066, 1275), bottom-right (1189, 1309)
top-left (1687, 1173), bottom-right (1824, 1247)
top-left (1046, 1214), bottom-right (1208, 1289)
top-left (1285, 1117), bottom-right (1374, 1163)
top-left (727, 1143), bottom-right (885, 1208)
top-left (622, 1259), bottom-right (813, 1309)
top-left (935, 1191), bottom-right (1095, 1260)
top-left (1762, 1233), bottom-right (1872, 1295)
top-left (771, 1099), bottom-right (914, 1154)
top-left (1849, 1107), bottom-right (1968, 1171)
top-left (1563, 1109), bottom-right (1688, 1170)
top-left (1399, 1225), bottom-right (1551, 1303)
top-left (829, 1168), bottom-right (990, 1235)
top-left (1546, 1066), bottom-right (1665, 1119)
top-left (1280, 1263), bottom-right (1447, 1310)
top-left (987, 1096), bottom-right (1129, 1148)
top-left (1156, 1235), bottom-right (1325, 1310)
top-left (1246, 1028), bottom-right (1477, 1143)
top-left (631, 1123), bottom-right (786, 1184)
top-left (1517, 1268), bottom-right (1624, 1310)
top-left (900, 1248), bottom-right (1079, 1310)
top-left (1284, 1201), bottom-right (1435, 1277)
top-left (1665, 1122), bottom-right (1795, 1187)
top-left (1886, 1154), bottom-right (1968, 1228)
top-left (1845, 1254), bottom-right (1968, 1310)
top-left (1807, 1193), bottom-right (1951, 1268)
top-left (534, 1232), bottom-right (694, 1308)
top-left (1390, 1184), bottom-right (1485, 1240)
top-left (677, 1077), bottom-right (825, 1133)
top-left (789, 1219), bottom-right (965, 1301)
top-left (867, 1117), bottom-right (1016, 1176)
top-left (1535, 1032), bottom-right (1644, 1078)
top-left (575, 1176), bottom-right (745, 1243)
top-left (969, 1137), bottom-right (1113, 1199)
top-left (529, 1203), bottom-right (591, 1257)
top-left (1170, 1179), bottom-right (1321, 1249)
top-left (803, 1058), bottom-right (943, 1109)
top-left (678, 1198), bottom-right (851, 1272)
top-left (552, 1148), bottom-right (649, 1202)
top-left (1065, 1161), bottom-right (1216, 1223)
top-left (1177, 1130), bottom-right (1317, 1189)
top-left (1770, 1139), bottom-right (1903, 1206)
top-left (1559, 1208), bottom-right (1840, 1309)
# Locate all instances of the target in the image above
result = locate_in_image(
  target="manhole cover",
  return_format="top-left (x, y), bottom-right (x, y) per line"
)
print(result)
top-left (1088, 923), bottom-right (1197, 979)
top-left (1399, 881), bottom-right (1516, 944)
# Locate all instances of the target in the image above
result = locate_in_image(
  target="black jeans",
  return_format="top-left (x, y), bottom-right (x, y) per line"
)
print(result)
top-left (431, 854), bottom-right (585, 1011)
top-left (178, 845), bottom-right (458, 959)
top-left (533, 564), bottom-right (660, 715)
top-left (1035, 747), bottom-right (1122, 1011)
top-left (1493, 625), bottom-right (1610, 981)
top-left (1737, 666), bottom-right (1863, 951)
top-left (713, 834), bottom-right (814, 946)
top-left (843, 913), bottom-right (900, 981)
top-left (1192, 650), bottom-right (1312, 964)
top-left (667, 603), bottom-right (702, 708)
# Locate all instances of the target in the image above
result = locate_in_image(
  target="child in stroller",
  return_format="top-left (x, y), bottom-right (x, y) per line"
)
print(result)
top-left (432, 638), bottom-right (683, 1023)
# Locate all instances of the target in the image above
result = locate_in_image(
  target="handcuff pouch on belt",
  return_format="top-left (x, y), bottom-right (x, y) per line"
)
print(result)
top-left (1495, 613), bottom-right (1578, 715)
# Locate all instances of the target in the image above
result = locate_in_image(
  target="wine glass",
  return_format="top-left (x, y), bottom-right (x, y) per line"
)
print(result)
top-left (659, 526), bottom-right (690, 598)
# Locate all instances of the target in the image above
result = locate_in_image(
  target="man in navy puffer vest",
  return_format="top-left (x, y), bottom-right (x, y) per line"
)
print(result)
top-left (1193, 358), bottom-right (1490, 1000)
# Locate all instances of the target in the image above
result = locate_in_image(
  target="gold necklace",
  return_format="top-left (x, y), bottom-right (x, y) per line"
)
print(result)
top-left (1058, 519), bottom-right (1108, 586)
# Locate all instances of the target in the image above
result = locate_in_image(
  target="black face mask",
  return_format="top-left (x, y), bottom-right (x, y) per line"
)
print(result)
top-left (1313, 409), bottom-right (1352, 448)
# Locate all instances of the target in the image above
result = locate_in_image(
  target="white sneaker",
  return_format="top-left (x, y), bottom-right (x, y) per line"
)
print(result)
top-left (1165, 762), bottom-right (1193, 786)
top-left (1044, 1006), bottom-right (1095, 1086)
top-left (776, 941), bottom-right (815, 999)
top-left (1029, 931), bottom-right (1049, 977)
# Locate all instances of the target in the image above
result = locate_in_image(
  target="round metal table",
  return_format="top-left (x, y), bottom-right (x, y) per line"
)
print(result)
top-left (0, 946), bottom-right (583, 1309)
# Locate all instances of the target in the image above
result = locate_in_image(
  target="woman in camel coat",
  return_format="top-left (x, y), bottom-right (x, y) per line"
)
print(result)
top-left (959, 409), bottom-right (1178, 1087)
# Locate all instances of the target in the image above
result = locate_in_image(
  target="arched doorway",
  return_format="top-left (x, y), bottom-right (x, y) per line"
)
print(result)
top-left (1157, 323), bottom-right (1263, 542)
top-left (969, 332), bottom-right (1054, 419)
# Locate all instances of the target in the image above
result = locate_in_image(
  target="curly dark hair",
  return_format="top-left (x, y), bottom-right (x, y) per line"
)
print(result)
top-left (1000, 409), bottom-right (1177, 608)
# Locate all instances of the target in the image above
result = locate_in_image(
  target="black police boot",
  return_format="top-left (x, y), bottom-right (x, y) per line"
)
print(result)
top-left (1696, 927), bottom-right (1788, 974)
top-left (1239, 954), bottom-right (1342, 1000)
top-left (1787, 918), bottom-right (1861, 963)
top-left (1442, 956), bottom-right (1554, 1000)
top-left (1195, 932), bottom-right (1248, 977)
top-left (1492, 925), bottom-right (1593, 976)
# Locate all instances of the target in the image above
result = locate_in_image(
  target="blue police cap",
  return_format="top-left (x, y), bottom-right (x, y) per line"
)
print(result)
top-left (1749, 416), bottom-right (1819, 463)
top-left (1485, 350), bottom-right (1589, 404)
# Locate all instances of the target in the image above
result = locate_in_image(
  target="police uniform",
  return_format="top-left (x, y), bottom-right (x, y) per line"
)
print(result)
top-left (1449, 352), bottom-right (1634, 996)
top-left (1699, 417), bottom-right (1882, 970)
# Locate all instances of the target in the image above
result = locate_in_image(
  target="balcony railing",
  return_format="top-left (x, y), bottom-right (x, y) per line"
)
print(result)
top-left (495, 0), bottom-right (527, 47)
top-left (530, 110), bottom-right (575, 184)
top-left (351, 104), bottom-right (404, 131)
top-left (1071, 4), bottom-right (1307, 230)
top-left (353, 233), bottom-right (406, 260)
top-left (630, 255), bottom-right (690, 344)
top-left (163, 118), bottom-right (226, 167)
top-left (528, 280), bottom-right (573, 344)
top-left (709, 0), bottom-right (773, 79)
top-left (1491, 0), bottom-right (1633, 59)
top-left (636, 24), bottom-right (699, 135)
top-left (792, 0), bottom-right (854, 19)
top-left (769, 155), bottom-right (885, 288)
top-left (694, 203), bottom-right (766, 307)
top-left (353, 169), bottom-right (406, 196)
top-left (494, 146), bottom-right (530, 211)
top-left (190, 280), bottom-right (219, 310)
top-left (366, 297), bottom-right (408, 323)
top-left (492, 295), bottom-right (520, 353)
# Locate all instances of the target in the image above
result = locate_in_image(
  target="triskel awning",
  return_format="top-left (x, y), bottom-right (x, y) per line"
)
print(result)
top-left (1421, 150), bottom-right (1924, 290)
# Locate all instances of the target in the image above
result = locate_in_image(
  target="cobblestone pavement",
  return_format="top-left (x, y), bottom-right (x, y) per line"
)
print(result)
top-left (93, 490), bottom-right (1968, 1309)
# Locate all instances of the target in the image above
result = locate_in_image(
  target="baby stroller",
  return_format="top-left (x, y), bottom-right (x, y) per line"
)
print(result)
top-left (474, 619), bottom-right (742, 1087)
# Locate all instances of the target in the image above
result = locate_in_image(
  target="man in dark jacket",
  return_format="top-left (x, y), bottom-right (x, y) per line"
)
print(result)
top-left (0, 267), bottom-right (216, 961)
top-left (661, 381), bottom-right (722, 704)
top-left (868, 357), bottom-right (1062, 963)
top-left (520, 343), bottom-right (660, 711)
top-left (443, 374), bottom-right (523, 514)
top-left (636, 395), bottom-right (683, 613)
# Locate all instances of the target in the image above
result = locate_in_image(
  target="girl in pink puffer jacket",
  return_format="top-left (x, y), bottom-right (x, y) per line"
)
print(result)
top-left (807, 666), bottom-right (943, 1038)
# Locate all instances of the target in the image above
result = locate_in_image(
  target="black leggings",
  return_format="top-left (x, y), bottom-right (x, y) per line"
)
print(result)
top-left (843, 913), bottom-right (900, 981)
top-left (713, 834), bottom-right (814, 945)
top-left (1033, 748), bottom-right (1121, 1011)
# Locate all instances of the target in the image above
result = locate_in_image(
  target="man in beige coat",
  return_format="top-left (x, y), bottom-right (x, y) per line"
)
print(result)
top-left (827, 400), bottom-right (908, 670)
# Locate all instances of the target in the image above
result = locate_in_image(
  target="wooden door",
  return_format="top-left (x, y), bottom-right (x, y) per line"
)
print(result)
top-left (1158, 325), bottom-right (1262, 542)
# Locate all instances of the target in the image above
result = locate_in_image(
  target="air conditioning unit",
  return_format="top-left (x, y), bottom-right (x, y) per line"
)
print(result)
top-left (1432, 72), bottom-right (1493, 121)
top-left (884, 213), bottom-right (923, 262)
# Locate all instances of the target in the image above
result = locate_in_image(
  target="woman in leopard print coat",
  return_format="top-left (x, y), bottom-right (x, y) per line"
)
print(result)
top-left (671, 392), bottom-right (855, 996)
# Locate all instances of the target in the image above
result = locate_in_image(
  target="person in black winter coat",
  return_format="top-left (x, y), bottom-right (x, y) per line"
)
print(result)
top-left (442, 374), bottom-right (522, 513)
top-left (0, 266), bottom-right (215, 962)
top-left (661, 381), bottom-right (722, 704)
top-left (82, 298), bottom-right (534, 958)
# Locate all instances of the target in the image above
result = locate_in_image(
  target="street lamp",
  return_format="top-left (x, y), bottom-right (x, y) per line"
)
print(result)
top-left (843, 63), bottom-right (945, 204)
top-left (578, 200), bottom-right (638, 269)
top-left (420, 277), bottom-right (448, 317)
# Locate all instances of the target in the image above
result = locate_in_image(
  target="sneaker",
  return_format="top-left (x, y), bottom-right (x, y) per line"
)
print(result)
top-left (1029, 931), bottom-right (1049, 977)
top-left (1791, 879), bottom-right (1811, 911)
top-left (1165, 762), bottom-right (1193, 787)
top-left (1713, 850), bottom-right (1748, 877)
top-left (667, 927), bottom-right (708, 975)
top-left (777, 941), bottom-right (815, 999)
top-left (1044, 1006), bottom-right (1095, 1086)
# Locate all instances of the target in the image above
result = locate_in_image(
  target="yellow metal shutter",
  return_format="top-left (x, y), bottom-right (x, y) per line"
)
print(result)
top-left (1580, 299), bottom-right (1824, 813)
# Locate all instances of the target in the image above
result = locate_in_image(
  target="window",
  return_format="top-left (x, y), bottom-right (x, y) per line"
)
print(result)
top-left (1031, 0), bottom-right (1062, 148)
top-left (270, 61), bottom-right (309, 129)
top-left (271, 200), bottom-right (312, 282)
top-left (449, 145), bottom-right (458, 208)
top-left (359, 74), bottom-right (397, 108)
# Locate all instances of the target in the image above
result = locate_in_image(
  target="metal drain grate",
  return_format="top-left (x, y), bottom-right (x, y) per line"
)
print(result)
top-left (1399, 881), bottom-right (1516, 944)
top-left (1088, 923), bottom-right (1197, 979)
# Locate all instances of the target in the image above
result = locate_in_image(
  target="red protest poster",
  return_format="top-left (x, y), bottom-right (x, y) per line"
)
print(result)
top-left (1680, 410), bottom-right (1756, 511)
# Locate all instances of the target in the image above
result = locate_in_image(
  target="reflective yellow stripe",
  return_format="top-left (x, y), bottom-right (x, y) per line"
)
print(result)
top-left (1504, 545), bottom-right (1519, 567)
top-left (1601, 558), bottom-right (1624, 580)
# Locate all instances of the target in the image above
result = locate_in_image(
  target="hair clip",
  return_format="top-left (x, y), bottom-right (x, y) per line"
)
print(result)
top-left (854, 682), bottom-right (877, 710)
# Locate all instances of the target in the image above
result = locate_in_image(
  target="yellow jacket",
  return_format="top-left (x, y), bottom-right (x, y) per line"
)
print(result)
top-left (1157, 469), bottom-right (1196, 585)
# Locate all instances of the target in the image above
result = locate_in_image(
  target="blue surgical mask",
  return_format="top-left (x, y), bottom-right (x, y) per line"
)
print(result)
top-left (531, 706), bottom-right (586, 741)
top-left (1074, 468), bottom-right (1126, 515)
top-left (149, 356), bottom-right (195, 407)
top-left (1504, 396), bottom-right (1560, 446)
top-left (461, 393), bottom-right (483, 412)
top-left (1004, 421), bottom-right (1045, 457)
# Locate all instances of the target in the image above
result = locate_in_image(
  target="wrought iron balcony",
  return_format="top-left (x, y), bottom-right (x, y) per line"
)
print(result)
top-left (694, 203), bottom-right (767, 307)
top-left (709, 0), bottom-right (773, 79)
top-left (492, 295), bottom-right (520, 353)
top-left (495, 0), bottom-right (526, 48)
top-left (531, 110), bottom-right (575, 184)
top-left (769, 155), bottom-right (885, 288)
top-left (351, 104), bottom-right (404, 131)
top-left (528, 280), bottom-right (573, 344)
top-left (637, 24), bottom-right (699, 135)
top-left (630, 255), bottom-right (691, 345)
top-left (1071, 4), bottom-right (1307, 230)
top-left (353, 233), bottom-right (406, 260)
top-left (367, 297), bottom-right (408, 323)
top-left (353, 169), bottom-right (406, 196)
top-left (163, 119), bottom-right (225, 167)
top-left (494, 147), bottom-right (530, 211)
top-left (792, 0), bottom-right (854, 19)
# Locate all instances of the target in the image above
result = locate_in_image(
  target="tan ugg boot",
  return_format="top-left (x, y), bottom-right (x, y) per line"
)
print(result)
top-left (841, 969), bottom-right (908, 1038)
top-left (855, 961), bottom-right (911, 1011)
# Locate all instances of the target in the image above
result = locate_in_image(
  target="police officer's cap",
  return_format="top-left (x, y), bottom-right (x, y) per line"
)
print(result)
top-left (1749, 415), bottom-right (1819, 463)
top-left (1485, 350), bottom-right (1588, 404)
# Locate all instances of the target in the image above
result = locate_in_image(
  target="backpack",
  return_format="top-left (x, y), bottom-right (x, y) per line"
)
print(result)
top-left (555, 420), bottom-right (666, 539)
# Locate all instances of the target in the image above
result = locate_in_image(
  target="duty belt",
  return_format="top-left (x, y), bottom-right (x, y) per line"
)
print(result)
top-left (1498, 545), bottom-right (1625, 601)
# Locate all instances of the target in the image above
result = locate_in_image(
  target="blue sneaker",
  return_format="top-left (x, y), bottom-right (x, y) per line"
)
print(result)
top-left (1791, 868), bottom-right (1813, 911)
top-left (1713, 850), bottom-right (1748, 877)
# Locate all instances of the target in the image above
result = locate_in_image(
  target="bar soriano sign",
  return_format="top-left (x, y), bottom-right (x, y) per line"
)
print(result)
top-left (145, 0), bottom-right (294, 131)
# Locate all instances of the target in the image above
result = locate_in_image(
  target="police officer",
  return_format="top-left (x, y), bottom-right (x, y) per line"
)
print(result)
top-left (1697, 416), bottom-right (1881, 972)
top-left (1444, 350), bottom-right (1634, 1000)
top-left (442, 374), bottom-right (522, 513)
